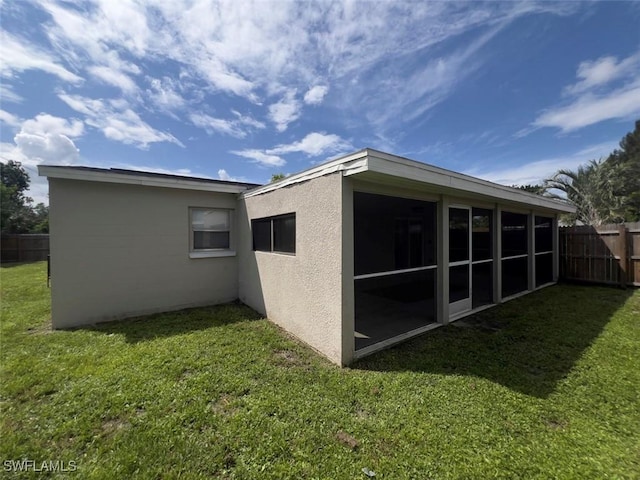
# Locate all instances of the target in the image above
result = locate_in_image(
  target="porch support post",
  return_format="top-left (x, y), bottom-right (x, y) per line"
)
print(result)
top-left (552, 214), bottom-right (560, 282)
top-left (437, 195), bottom-right (449, 324)
top-left (528, 211), bottom-right (535, 291)
top-left (494, 204), bottom-right (502, 304)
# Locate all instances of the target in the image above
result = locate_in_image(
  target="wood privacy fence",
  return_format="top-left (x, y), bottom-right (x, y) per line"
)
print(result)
top-left (559, 222), bottom-right (640, 287)
top-left (0, 234), bottom-right (50, 263)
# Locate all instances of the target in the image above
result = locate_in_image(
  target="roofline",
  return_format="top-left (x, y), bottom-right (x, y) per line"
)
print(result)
top-left (243, 147), bottom-right (575, 213)
top-left (242, 149), bottom-right (370, 198)
top-left (38, 165), bottom-right (259, 194)
top-left (362, 149), bottom-right (575, 213)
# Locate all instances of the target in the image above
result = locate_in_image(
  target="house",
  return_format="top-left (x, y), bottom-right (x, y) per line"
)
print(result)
top-left (38, 148), bottom-right (575, 365)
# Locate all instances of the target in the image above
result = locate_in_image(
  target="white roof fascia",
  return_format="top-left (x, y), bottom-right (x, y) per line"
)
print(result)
top-left (241, 150), bottom-right (369, 198)
top-left (365, 150), bottom-right (575, 213)
top-left (38, 165), bottom-right (251, 194)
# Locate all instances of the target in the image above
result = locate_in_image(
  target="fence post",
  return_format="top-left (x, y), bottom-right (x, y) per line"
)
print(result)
top-left (618, 224), bottom-right (627, 288)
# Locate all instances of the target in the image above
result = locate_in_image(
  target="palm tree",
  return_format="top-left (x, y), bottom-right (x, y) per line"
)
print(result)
top-left (544, 159), bottom-right (623, 226)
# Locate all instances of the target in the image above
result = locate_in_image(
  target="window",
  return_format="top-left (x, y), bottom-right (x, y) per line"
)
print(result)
top-left (252, 213), bottom-right (296, 254)
top-left (472, 208), bottom-right (493, 261)
top-left (535, 216), bottom-right (554, 287)
top-left (190, 208), bottom-right (231, 252)
top-left (501, 211), bottom-right (529, 297)
top-left (353, 192), bottom-right (436, 275)
top-left (501, 211), bottom-right (528, 258)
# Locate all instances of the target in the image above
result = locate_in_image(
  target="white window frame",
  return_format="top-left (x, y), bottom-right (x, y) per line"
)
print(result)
top-left (189, 207), bottom-right (235, 258)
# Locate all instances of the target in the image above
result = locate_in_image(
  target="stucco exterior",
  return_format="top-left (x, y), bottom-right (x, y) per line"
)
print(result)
top-left (48, 178), bottom-right (240, 328)
top-left (238, 173), bottom-right (345, 364)
top-left (40, 149), bottom-right (575, 366)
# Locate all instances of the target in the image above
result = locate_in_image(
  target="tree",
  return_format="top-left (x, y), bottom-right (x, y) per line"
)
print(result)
top-left (512, 184), bottom-right (545, 195)
top-left (270, 173), bottom-right (286, 182)
top-left (544, 120), bottom-right (640, 225)
top-left (544, 159), bottom-right (623, 226)
top-left (1, 160), bottom-right (48, 233)
top-left (606, 119), bottom-right (640, 221)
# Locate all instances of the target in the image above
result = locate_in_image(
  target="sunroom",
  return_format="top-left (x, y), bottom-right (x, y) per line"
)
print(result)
top-left (343, 150), bottom-right (574, 361)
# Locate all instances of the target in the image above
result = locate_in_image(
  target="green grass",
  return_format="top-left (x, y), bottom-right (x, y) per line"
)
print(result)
top-left (1, 261), bottom-right (639, 479)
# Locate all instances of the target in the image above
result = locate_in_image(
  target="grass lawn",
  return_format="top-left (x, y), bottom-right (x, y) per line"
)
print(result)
top-left (1, 261), bottom-right (639, 479)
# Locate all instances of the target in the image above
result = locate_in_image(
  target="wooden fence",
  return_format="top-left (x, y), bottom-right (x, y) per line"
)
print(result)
top-left (559, 222), bottom-right (640, 287)
top-left (0, 234), bottom-right (50, 263)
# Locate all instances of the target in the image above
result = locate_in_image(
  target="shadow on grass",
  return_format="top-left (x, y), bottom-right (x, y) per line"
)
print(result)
top-left (78, 301), bottom-right (262, 343)
top-left (354, 284), bottom-right (634, 398)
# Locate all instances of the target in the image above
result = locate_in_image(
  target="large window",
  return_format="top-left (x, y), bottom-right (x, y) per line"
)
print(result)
top-left (535, 216), bottom-right (554, 286)
top-left (354, 192), bottom-right (436, 275)
top-left (190, 208), bottom-right (231, 251)
top-left (501, 211), bottom-right (528, 298)
top-left (252, 213), bottom-right (296, 254)
top-left (354, 192), bottom-right (437, 351)
top-left (472, 208), bottom-right (493, 308)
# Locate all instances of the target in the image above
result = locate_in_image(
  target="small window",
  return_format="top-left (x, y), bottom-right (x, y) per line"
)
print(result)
top-left (252, 218), bottom-right (272, 251)
top-left (191, 208), bottom-right (230, 251)
top-left (252, 213), bottom-right (296, 254)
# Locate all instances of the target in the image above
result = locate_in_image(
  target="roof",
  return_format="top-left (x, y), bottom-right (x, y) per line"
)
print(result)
top-left (242, 148), bottom-right (576, 213)
top-left (39, 149), bottom-right (576, 213)
top-left (38, 165), bottom-right (260, 194)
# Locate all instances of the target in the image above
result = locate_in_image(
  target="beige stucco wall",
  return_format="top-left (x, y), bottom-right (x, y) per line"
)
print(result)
top-left (48, 178), bottom-right (239, 328)
top-left (238, 173), bottom-right (346, 365)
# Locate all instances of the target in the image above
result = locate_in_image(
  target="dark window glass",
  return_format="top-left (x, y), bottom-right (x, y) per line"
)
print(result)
top-left (449, 208), bottom-right (469, 262)
top-left (502, 212), bottom-right (528, 258)
top-left (273, 214), bottom-right (296, 254)
top-left (354, 269), bottom-right (436, 350)
top-left (472, 208), bottom-right (493, 261)
top-left (395, 218), bottom-right (424, 269)
top-left (194, 231), bottom-right (229, 250)
top-left (535, 253), bottom-right (554, 286)
top-left (472, 261), bottom-right (493, 308)
top-left (535, 216), bottom-right (553, 253)
top-left (354, 192), bottom-right (436, 275)
top-left (449, 264), bottom-right (469, 303)
top-left (502, 257), bottom-right (528, 297)
top-left (252, 218), bottom-right (272, 251)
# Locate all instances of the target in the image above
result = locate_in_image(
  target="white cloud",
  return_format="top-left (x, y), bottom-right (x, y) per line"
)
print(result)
top-left (147, 77), bottom-right (187, 111)
top-left (533, 81), bottom-right (640, 132)
top-left (190, 113), bottom-right (247, 139)
top-left (0, 31), bottom-right (82, 83)
top-left (3, 113), bottom-right (84, 167)
top-left (231, 110), bottom-right (266, 129)
top-left (529, 50), bottom-right (640, 133)
top-left (216, 169), bottom-right (249, 183)
top-left (0, 109), bottom-right (21, 128)
top-left (59, 93), bottom-right (183, 149)
top-left (467, 140), bottom-right (619, 186)
top-left (190, 111), bottom-right (264, 138)
top-left (269, 132), bottom-right (351, 156)
top-left (303, 85), bottom-right (328, 105)
top-left (231, 149), bottom-right (286, 167)
top-left (88, 65), bottom-right (138, 94)
top-left (4, 0), bottom-right (583, 146)
top-left (564, 53), bottom-right (640, 95)
top-left (14, 132), bottom-right (80, 166)
top-left (268, 90), bottom-right (301, 132)
top-left (21, 113), bottom-right (84, 137)
top-left (217, 169), bottom-right (233, 181)
top-left (0, 84), bottom-right (23, 103)
top-left (0, 112), bottom-right (86, 204)
top-left (232, 131), bottom-right (352, 167)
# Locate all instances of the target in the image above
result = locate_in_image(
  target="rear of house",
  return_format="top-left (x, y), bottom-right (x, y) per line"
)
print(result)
top-left (39, 149), bottom-right (574, 365)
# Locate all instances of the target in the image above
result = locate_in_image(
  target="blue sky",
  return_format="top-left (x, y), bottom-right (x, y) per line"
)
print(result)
top-left (1, 1), bottom-right (639, 204)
